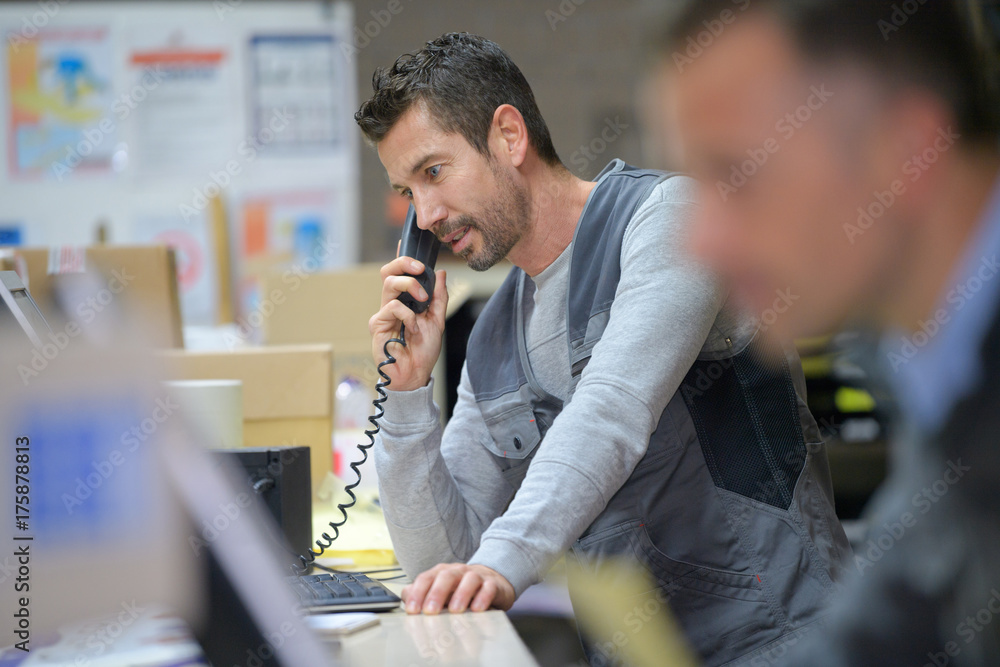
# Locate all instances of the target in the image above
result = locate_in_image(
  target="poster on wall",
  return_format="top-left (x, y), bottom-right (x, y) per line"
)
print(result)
top-left (126, 27), bottom-right (238, 178)
top-left (249, 34), bottom-right (344, 152)
top-left (5, 25), bottom-right (117, 180)
top-left (133, 209), bottom-right (219, 327)
top-left (236, 189), bottom-right (344, 319)
top-left (0, 222), bottom-right (22, 245)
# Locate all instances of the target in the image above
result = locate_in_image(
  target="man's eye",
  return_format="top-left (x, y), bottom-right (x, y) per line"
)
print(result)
top-left (428, 165), bottom-right (441, 178)
top-left (402, 189), bottom-right (413, 199)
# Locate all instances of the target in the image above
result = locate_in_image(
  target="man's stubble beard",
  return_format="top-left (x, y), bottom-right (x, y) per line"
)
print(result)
top-left (457, 163), bottom-right (532, 272)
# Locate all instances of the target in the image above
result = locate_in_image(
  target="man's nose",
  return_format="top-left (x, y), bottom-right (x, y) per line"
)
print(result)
top-left (414, 195), bottom-right (447, 232)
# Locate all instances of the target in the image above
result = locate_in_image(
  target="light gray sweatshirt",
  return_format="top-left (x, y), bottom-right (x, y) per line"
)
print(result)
top-left (374, 175), bottom-right (754, 596)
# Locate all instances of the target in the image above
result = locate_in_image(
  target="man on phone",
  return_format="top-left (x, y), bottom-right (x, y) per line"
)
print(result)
top-left (656, 0), bottom-right (1000, 663)
top-left (359, 32), bottom-right (850, 665)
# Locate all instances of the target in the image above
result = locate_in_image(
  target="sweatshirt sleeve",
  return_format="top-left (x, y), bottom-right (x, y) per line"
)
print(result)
top-left (468, 176), bottom-right (727, 595)
top-left (373, 367), bottom-right (514, 579)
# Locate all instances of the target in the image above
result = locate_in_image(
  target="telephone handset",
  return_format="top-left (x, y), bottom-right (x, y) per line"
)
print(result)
top-left (397, 206), bottom-right (441, 313)
top-left (295, 206), bottom-right (440, 574)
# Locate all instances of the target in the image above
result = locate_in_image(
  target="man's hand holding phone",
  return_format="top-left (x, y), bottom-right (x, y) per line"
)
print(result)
top-left (369, 257), bottom-right (448, 392)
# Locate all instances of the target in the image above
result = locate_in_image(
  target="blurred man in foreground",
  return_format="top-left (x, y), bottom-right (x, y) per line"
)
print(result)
top-left (659, 0), bottom-right (1000, 663)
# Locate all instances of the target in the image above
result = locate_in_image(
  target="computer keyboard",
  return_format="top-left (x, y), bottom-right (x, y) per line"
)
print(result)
top-left (288, 572), bottom-right (402, 613)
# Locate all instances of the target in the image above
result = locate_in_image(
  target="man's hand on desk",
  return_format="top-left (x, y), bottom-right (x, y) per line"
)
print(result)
top-left (401, 563), bottom-right (515, 615)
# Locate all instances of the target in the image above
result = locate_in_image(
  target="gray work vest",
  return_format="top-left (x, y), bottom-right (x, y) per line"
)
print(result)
top-left (465, 160), bottom-right (851, 666)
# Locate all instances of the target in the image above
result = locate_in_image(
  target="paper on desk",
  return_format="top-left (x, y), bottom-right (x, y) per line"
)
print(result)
top-left (306, 612), bottom-right (379, 636)
top-left (312, 480), bottom-right (397, 567)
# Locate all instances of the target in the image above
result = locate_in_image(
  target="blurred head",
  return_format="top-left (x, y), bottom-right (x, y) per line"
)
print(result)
top-left (356, 33), bottom-right (558, 271)
top-left (656, 0), bottom-right (999, 338)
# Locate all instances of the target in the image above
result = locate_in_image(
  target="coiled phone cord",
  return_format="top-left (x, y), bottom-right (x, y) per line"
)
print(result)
top-left (294, 325), bottom-right (407, 574)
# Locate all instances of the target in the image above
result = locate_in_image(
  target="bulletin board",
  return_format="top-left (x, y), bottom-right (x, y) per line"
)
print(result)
top-left (0, 1), bottom-right (359, 325)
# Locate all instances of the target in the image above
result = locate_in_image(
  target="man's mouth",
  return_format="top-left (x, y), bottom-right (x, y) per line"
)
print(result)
top-left (442, 225), bottom-right (472, 252)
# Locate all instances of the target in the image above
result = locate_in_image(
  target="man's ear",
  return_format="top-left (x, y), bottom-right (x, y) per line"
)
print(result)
top-left (491, 104), bottom-right (529, 168)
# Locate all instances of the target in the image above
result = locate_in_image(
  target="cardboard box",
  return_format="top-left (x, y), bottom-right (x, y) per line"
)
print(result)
top-left (158, 345), bottom-right (333, 495)
top-left (259, 264), bottom-right (385, 393)
top-left (260, 265), bottom-right (421, 486)
top-left (256, 263), bottom-right (513, 489)
top-left (0, 245), bottom-right (183, 348)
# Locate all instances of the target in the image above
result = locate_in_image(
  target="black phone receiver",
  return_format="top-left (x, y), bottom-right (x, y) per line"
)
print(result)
top-left (397, 206), bottom-right (441, 314)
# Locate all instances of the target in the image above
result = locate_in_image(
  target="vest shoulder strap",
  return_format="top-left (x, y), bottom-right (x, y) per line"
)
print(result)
top-left (466, 160), bottom-right (675, 402)
top-left (567, 161), bottom-right (675, 374)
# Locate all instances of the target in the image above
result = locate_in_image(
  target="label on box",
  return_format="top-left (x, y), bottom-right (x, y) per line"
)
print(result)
top-left (47, 246), bottom-right (86, 275)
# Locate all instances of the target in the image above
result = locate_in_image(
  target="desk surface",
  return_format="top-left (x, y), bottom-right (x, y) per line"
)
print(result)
top-left (0, 604), bottom-right (540, 667)
top-left (324, 605), bottom-right (539, 666)
top-left (305, 510), bottom-right (538, 665)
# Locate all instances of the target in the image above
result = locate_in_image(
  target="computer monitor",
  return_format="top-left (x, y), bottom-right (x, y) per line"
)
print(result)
top-left (0, 270), bottom-right (51, 348)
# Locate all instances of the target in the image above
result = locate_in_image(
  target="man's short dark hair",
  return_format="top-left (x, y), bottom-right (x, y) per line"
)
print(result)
top-left (355, 32), bottom-right (561, 165)
top-left (662, 0), bottom-right (1000, 147)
